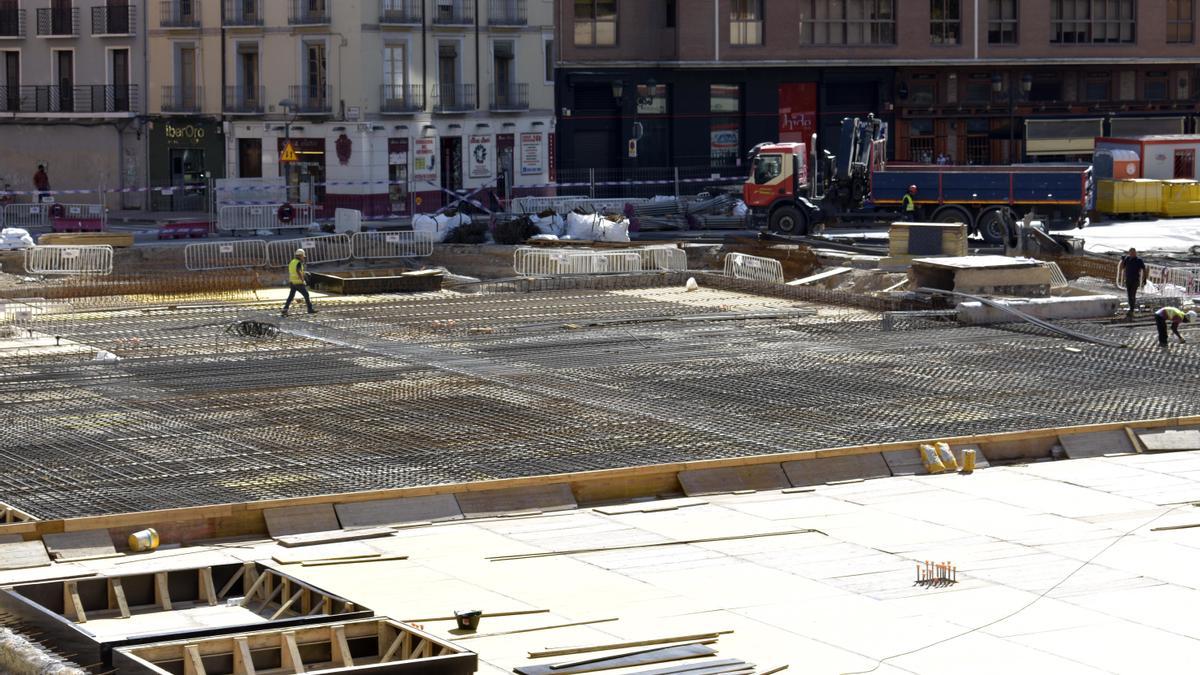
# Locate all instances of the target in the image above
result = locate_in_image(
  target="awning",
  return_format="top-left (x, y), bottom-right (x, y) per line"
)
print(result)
top-left (1024, 118), bottom-right (1104, 156)
top-left (1109, 116), bottom-right (1186, 137)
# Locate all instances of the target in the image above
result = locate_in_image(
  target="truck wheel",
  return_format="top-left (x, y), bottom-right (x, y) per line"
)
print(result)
top-left (770, 206), bottom-right (808, 235)
top-left (977, 210), bottom-right (1008, 245)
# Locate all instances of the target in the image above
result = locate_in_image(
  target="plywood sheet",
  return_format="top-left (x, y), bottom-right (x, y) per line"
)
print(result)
top-left (882, 449), bottom-right (926, 476)
top-left (1137, 429), bottom-right (1200, 453)
top-left (1060, 430), bottom-right (1137, 459)
top-left (455, 483), bottom-right (577, 519)
top-left (783, 454), bottom-right (891, 487)
top-left (274, 527), bottom-right (394, 548)
top-left (42, 530), bottom-right (117, 560)
top-left (678, 465), bottom-right (789, 496)
top-left (0, 535), bottom-right (24, 544)
top-left (0, 541), bottom-right (51, 570)
top-left (335, 494), bottom-right (463, 528)
top-left (272, 541), bottom-right (380, 565)
top-left (263, 504), bottom-right (341, 538)
top-left (594, 498), bottom-right (708, 515)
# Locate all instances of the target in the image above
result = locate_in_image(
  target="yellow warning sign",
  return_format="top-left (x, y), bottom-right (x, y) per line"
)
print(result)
top-left (280, 142), bottom-right (298, 163)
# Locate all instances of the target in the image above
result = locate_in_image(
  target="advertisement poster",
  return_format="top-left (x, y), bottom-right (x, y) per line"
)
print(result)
top-left (412, 138), bottom-right (437, 182)
top-left (778, 83), bottom-right (818, 144)
top-left (520, 132), bottom-right (543, 176)
top-left (469, 134), bottom-right (494, 179)
top-left (710, 124), bottom-right (740, 165)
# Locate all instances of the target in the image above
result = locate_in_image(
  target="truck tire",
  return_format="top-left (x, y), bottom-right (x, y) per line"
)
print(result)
top-left (977, 209), bottom-right (1009, 245)
top-left (932, 205), bottom-right (973, 229)
top-left (769, 205), bottom-right (808, 235)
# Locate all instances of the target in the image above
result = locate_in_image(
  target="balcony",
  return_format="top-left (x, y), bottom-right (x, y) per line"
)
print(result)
top-left (432, 0), bottom-right (473, 26)
top-left (224, 85), bottom-right (264, 113)
top-left (290, 84), bottom-right (332, 113)
top-left (379, 0), bottom-right (421, 24)
top-left (223, 0), bottom-right (262, 26)
top-left (0, 85), bottom-right (138, 114)
top-left (0, 8), bottom-right (25, 38)
top-left (487, 0), bottom-right (524, 26)
top-left (161, 85), bottom-right (202, 113)
top-left (380, 84), bottom-right (423, 113)
top-left (289, 0), bottom-right (330, 25)
top-left (92, 3), bottom-right (136, 36)
top-left (36, 7), bottom-right (78, 36)
top-left (432, 83), bottom-right (474, 113)
top-left (489, 82), bottom-right (527, 111)
top-left (160, 0), bottom-right (199, 28)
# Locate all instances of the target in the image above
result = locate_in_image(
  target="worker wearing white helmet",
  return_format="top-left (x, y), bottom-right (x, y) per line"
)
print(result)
top-left (1154, 306), bottom-right (1195, 348)
top-left (281, 248), bottom-right (316, 316)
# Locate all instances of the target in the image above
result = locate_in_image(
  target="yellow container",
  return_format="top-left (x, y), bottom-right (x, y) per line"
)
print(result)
top-left (128, 528), bottom-right (160, 552)
top-left (1159, 180), bottom-right (1200, 217)
top-left (961, 449), bottom-right (977, 474)
top-left (1096, 179), bottom-right (1163, 215)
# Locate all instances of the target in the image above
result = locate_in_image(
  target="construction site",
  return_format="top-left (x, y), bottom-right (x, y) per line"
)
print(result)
top-left (2, 209), bottom-right (1200, 675)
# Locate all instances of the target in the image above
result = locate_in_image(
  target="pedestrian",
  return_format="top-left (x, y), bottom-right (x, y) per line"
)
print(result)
top-left (281, 248), bottom-right (317, 317)
top-left (32, 164), bottom-right (49, 203)
top-left (901, 185), bottom-right (918, 222)
top-left (1154, 306), bottom-right (1195, 348)
top-left (1117, 248), bottom-right (1148, 318)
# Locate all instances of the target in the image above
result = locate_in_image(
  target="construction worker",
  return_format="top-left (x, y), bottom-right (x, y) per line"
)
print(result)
top-left (281, 249), bottom-right (316, 317)
top-left (901, 185), bottom-right (917, 221)
top-left (1154, 306), bottom-right (1195, 348)
top-left (1117, 248), bottom-right (1147, 318)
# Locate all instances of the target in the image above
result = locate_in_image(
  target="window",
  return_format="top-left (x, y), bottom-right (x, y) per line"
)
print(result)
top-left (1144, 72), bottom-right (1169, 100)
top-left (574, 0), bottom-right (616, 46)
top-left (799, 0), bottom-right (895, 46)
top-left (964, 74), bottom-right (995, 103)
top-left (1083, 73), bottom-right (1110, 101)
top-left (665, 0), bottom-right (675, 28)
top-left (987, 0), bottom-right (1017, 43)
top-left (751, 154), bottom-right (782, 184)
top-left (907, 119), bottom-right (934, 164)
top-left (711, 84), bottom-right (741, 167)
top-left (543, 37), bottom-right (554, 83)
top-left (383, 45), bottom-right (406, 88)
top-left (637, 83), bottom-right (667, 114)
top-left (1051, 0), bottom-right (1135, 44)
top-left (1169, 0), bottom-right (1193, 43)
top-left (438, 41), bottom-right (458, 88)
top-left (930, 0), bottom-right (960, 45)
top-left (1028, 73), bottom-right (1063, 102)
top-left (730, 0), bottom-right (762, 45)
top-left (965, 119), bottom-right (990, 165)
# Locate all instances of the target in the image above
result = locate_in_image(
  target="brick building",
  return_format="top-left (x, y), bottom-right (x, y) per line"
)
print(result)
top-left (555, 0), bottom-right (1200, 175)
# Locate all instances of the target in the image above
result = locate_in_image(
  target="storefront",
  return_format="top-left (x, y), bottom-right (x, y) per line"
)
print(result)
top-left (148, 117), bottom-right (224, 211)
top-left (277, 137), bottom-right (326, 207)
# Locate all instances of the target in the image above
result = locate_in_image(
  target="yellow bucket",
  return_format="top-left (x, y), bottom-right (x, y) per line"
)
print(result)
top-left (960, 449), bottom-right (977, 474)
top-left (128, 528), bottom-right (160, 552)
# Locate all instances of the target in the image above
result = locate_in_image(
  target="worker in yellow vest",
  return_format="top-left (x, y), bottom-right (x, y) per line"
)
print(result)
top-left (281, 248), bottom-right (316, 317)
top-left (901, 185), bottom-right (917, 222)
top-left (1154, 306), bottom-right (1195, 347)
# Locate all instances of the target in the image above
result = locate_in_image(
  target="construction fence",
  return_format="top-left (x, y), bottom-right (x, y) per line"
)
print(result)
top-left (23, 245), bottom-right (114, 276)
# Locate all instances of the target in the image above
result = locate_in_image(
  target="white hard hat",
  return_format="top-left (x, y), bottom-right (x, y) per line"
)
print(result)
top-left (1188, 311), bottom-right (1198, 322)
top-left (295, 248), bottom-right (306, 256)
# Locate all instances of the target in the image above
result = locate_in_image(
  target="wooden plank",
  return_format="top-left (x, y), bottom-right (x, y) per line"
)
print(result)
top-left (272, 541), bottom-right (381, 564)
top-left (380, 632), bottom-right (405, 663)
top-left (1137, 429), bottom-right (1200, 453)
top-left (232, 637), bottom-right (256, 675)
top-left (270, 588), bottom-right (305, 621)
top-left (183, 644), bottom-right (207, 675)
top-left (217, 563), bottom-right (250, 600)
top-left (335, 495), bottom-right (463, 528)
top-left (0, 534), bottom-right (24, 544)
top-left (678, 464), bottom-right (789, 496)
top-left (1060, 429), bottom-right (1137, 459)
top-left (882, 449), bottom-right (926, 476)
top-left (64, 581), bottom-right (87, 623)
top-left (42, 529), bottom-right (116, 561)
top-left (403, 608), bottom-right (550, 622)
top-left (783, 454), bottom-right (891, 488)
top-left (594, 498), bottom-right (708, 516)
top-left (301, 554), bottom-right (408, 567)
top-left (489, 530), bottom-right (816, 561)
top-left (531, 631), bottom-right (733, 659)
top-left (0, 540), bottom-right (51, 570)
top-left (618, 660), bottom-right (749, 675)
top-left (155, 572), bottom-right (172, 611)
top-left (785, 266), bottom-right (852, 286)
top-left (455, 483), bottom-right (577, 518)
top-left (274, 527), bottom-right (394, 548)
top-left (281, 632), bottom-right (306, 674)
top-left (330, 625), bottom-right (353, 668)
top-left (110, 577), bottom-right (130, 619)
top-left (199, 567), bottom-right (217, 606)
top-left (515, 644), bottom-right (717, 675)
top-left (455, 618), bottom-right (619, 641)
top-left (550, 641), bottom-right (718, 669)
top-left (263, 504), bottom-right (340, 538)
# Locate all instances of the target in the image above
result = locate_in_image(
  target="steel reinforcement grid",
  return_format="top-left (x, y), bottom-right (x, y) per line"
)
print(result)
top-left (1, 283), bottom-right (1198, 519)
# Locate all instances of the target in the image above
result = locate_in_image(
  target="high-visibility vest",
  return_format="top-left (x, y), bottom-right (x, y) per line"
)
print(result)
top-left (901, 194), bottom-right (915, 212)
top-left (1158, 306), bottom-right (1186, 322)
top-left (288, 258), bottom-right (305, 285)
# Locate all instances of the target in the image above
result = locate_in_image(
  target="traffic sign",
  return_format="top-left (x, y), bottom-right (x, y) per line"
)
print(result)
top-left (280, 142), bottom-right (298, 163)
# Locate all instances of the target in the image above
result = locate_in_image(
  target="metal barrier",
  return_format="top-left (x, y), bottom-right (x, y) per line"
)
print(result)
top-left (24, 245), bottom-right (113, 276)
top-left (514, 247), bottom-right (644, 276)
top-left (638, 246), bottom-right (688, 272)
top-left (4, 203), bottom-right (105, 229)
top-left (350, 231), bottom-right (435, 259)
top-left (724, 252), bottom-right (784, 285)
top-left (1117, 265), bottom-right (1200, 295)
top-left (267, 234), bottom-right (353, 267)
top-left (184, 240), bottom-right (268, 271)
top-left (1046, 261), bottom-right (1068, 289)
top-left (217, 203), bottom-right (316, 232)
top-left (511, 196), bottom-right (648, 215)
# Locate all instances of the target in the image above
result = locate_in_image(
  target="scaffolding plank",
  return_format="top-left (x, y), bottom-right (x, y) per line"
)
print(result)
top-left (43, 530), bottom-right (116, 561)
top-left (263, 504), bottom-right (341, 538)
top-left (783, 454), bottom-right (891, 487)
top-left (0, 541), bottom-right (51, 570)
top-left (335, 495), bottom-right (464, 528)
top-left (455, 484), bottom-right (577, 519)
top-left (1060, 430), bottom-right (1137, 459)
top-left (678, 464), bottom-right (789, 496)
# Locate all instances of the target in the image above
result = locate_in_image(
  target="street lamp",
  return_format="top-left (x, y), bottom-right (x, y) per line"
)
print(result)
top-left (278, 98), bottom-right (297, 201)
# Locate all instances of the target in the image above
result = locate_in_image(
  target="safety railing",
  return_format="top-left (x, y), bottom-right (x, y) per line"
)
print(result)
top-left (184, 240), bottom-right (268, 271)
top-left (514, 248), bottom-right (644, 276)
top-left (511, 196), bottom-right (648, 215)
top-left (724, 252), bottom-right (784, 285)
top-left (1121, 265), bottom-right (1200, 296)
top-left (351, 231), bottom-right (435, 259)
top-left (3, 203), bottom-right (50, 229)
top-left (639, 246), bottom-right (688, 272)
top-left (217, 203), bottom-right (316, 232)
top-left (3, 203), bottom-right (107, 230)
top-left (24, 245), bottom-right (113, 276)
top-left (267, 234), bottom-right (352, 267)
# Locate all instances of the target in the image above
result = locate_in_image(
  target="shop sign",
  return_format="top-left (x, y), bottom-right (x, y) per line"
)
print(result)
top-left (520, 132), bottom-right (543, 175)
top-left (469, 135), bottom-right (493, 179)
top-left (413, 138), bottom-right (437, 182)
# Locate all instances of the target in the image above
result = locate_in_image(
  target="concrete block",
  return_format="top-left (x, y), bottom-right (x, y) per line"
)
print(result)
top-left (957, 295), bottom-right (1121, 325)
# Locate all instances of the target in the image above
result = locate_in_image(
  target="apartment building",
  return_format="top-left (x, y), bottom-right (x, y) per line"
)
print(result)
top-left (148, 0), bottom-right (556, 215)
top-left (556, 0), bottom-right (1200, 173)
top-left (0, 0), bottom-right (145, 206)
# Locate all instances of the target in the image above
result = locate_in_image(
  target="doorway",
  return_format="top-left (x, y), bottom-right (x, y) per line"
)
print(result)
top-left (2, 51), bottom-right (17, 112)
top-left (54, 50), bottom-right (73, 112)
top-left (168, 148), bottom-right (206, 211)
top-left (110, 48), bottom-right (129, 111)
top-left (496, 133), bottom-right (514, 204)
top-left (1174, 149), bottom-right (1195, 179)
top-left (238, 138), bottom-right (262, 178)
top-left (440, 136), bottom-right (462, 193)
top-left (388, 138), bottom-right (409, 214)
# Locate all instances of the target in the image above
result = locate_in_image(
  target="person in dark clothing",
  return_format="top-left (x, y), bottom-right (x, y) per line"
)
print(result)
top-left (32, 165), bottom-right (49, 203)
top-left (1154, 306), bottom-right (1195, 347)
top-left (901, 185), bottom-right (917, 222)
top-left (1117, 248), bottom-right (1147, 318)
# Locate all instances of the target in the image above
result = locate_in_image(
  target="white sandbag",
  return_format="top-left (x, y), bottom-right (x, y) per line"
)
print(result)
top-left (531, 214), bottom-right (565, 236)
top-left (412, 214), bottom-right (447, 243)
top-left (733, 200), bottom-right (749, 217)
top-left (566, 212), bottom-right (603, 240)
top-left (529, 234), bottom-right (559, 241)
top-left (594, 218), bottom-right (631, 243)
top-left (0, 228), bottom-right (33, 250)
top-left (435, 211), bottom-right (472, 231)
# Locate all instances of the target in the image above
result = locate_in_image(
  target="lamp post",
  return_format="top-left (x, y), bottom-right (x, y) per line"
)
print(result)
top-left (278, 98), bottom-right (297, 201)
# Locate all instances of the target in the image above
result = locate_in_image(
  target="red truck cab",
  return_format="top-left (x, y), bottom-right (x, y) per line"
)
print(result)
top-left (743, 143), bottom-right (820, 233)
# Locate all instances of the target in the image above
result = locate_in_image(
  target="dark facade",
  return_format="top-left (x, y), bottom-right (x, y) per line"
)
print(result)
top-left (555, 0), bottom-right (1200, 172)
top-left (147, 117), bottom-right (225, 210)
